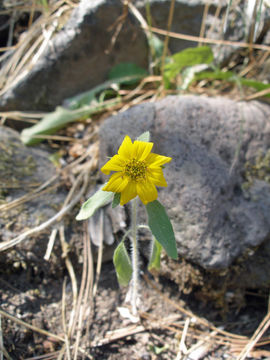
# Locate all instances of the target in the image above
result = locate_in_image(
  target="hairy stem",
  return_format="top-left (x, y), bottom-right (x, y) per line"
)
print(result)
top-left (131, 197), bottom-right (139, 315)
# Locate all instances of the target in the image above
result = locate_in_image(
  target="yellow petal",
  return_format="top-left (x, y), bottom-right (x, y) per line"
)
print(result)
top-left (103, 172), bottom-right (128, 193)
top-left (101, 155), bottom-right (124, 175)
top-left (118, 135), bottom-right (133, 160)
top-left (132, 140), bottom-right (153, 161)
top-left (146, 153), bottom-right (172, 167)
top-left (147, 168), bottom-right (168, 187)
top-left (120, 181), bottom-right (137, 205)
top-left (136, 180), bottom-right (158, 205)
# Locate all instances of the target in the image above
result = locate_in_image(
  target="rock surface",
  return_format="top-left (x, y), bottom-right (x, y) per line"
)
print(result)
top-left (99, 95), bottom-right (270, 288)
top-left (0, 126), bottom-right (67, 274)
top-left (1, 1), bottom-right (270, 112)
top-left (0, 0), bottom-right (222, 111)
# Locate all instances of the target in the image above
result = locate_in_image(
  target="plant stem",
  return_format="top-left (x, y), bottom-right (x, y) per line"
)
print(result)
top-left (131, 197), bottom-right (139, 315)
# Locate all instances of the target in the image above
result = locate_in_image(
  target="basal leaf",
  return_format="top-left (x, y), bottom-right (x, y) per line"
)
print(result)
top-left (21, 74), bottom-right (145, 145)
top-left (146, 200), bottom-right (177, 260)
top-left (21, 106), bottom-right (90, 145)
top-left (76, 185), bottom-right (113, 220)
top-left (65, 74), bottom-right (146, 110)
top-left (137, 131), bottom-right (150, 142)
top-left (21, 98), bottom-right (120, 145)
top-left (113, 241), bottom-right (132, 286)
top-left (148, 237), bottom-right (162, 271)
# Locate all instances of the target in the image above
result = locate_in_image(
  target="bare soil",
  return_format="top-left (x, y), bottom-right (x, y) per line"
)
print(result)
top-left (1, 242), bottom-right (269, 359)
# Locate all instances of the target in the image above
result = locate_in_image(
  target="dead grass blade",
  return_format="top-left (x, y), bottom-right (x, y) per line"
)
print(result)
top-left (0, 174), bottom-right (60, 212)
top-left (160, 0), bottom-right (176, 91)
top-left (176, 316), bottom-right (190, 358)
top-left (92, 324), bottom-right (146, 347)
top-left (0, 308), bottom-right (93, 359)
top-left (0, 309), bottom-right (64, 342)
top-left (0, 171), bottom-right (88, 252)
top-left (0, 1), bottom-right (74, 95)
top-left (143, 274), bottom-right (247, 341)
top-left (60, 225), bottom-right (78, 315)
top-left (198, 2), bottom-right (210, 47)
top-left (245, 86), bottom-right (270, 100)
top-left (72, 221), bottom-right (94, 359)
top-left (61, 278), bottom-right (72, 360)
top-left (147, 26), bottom-right (270, 52)
top-left (236, 310), bottom-right (270, 360)
top-left (92, 210), bottom-right (104, 298)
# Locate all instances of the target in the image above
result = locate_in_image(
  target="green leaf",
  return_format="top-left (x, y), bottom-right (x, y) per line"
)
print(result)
top-left (21, 98), bottom-right (120, 145)
top-left (113, 241), bottom-right (132, 286)
top-left (148, 237), bottom-right (162, 271)
top-left (76, 186), bottom-right (114, 220)
top-left (137, 131), bottom-right (150, 142)
top-left (66, 74), bottom-right (147, 110)
top-left (22, 72), bottom-right (146, 145)
top-left (146, 200), bottom-right (177, 260)
top-left (108, 62), bottom-right (148, 85)
top-left (21, 106), bottom-right (90, 145)
top-left (194, 69), bottom-right (237, 82)
top-left (164, 46), bottom-right (214, 85)
top-left (194, 70), bottom-right (270, 97)
top-left (112, 193), bottom-right (120, 208)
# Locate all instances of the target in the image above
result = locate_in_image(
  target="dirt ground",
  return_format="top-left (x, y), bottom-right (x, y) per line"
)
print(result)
top-left (1, 238), bottom-right (269, 360)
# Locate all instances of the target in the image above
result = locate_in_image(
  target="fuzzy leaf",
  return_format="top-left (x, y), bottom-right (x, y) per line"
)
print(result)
top-left (148, 237), bottom-right (162, 271)
top-left (137, 131), bottom-right (150, 142)
top-left (21, 106), bottom-right (90, 145)
top-left (146, 200), bottom-right (177, 260)
top-left (21, 74), bottom-right (145, 145)
top-left (113, 241), bottom-right (132, 286)
top-left (76, 185), bottom-right (113, 220)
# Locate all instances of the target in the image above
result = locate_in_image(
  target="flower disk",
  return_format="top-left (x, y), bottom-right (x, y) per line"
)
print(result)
top-left (101, 135), bottom-right (172, 205)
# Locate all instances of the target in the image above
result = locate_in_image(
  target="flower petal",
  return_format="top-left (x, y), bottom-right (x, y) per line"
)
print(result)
top-left (120, 181), bottom-right (137, 205)
top-left (136, 180), bottom-right (158, 205)
top-left (103, 172), bottom-right (128, 193)
top-left (132, 140), bottom-right (153, 161)
top-left (118, 135), bottom-right (133, 160)
top-left (146, 153), bottom-right (172, 168)
top-left (101, 155), bottom-right (124, 175)
top-left (147, 168), bottom-right (168, 187)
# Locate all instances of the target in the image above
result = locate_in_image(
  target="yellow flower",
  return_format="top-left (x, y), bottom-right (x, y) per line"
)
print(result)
top-left (101, 135), bottom-right (172, 205)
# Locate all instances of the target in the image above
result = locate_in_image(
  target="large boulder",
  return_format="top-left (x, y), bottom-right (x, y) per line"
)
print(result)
top-left (0, 0), bottom-right (222, 111)
top-left (1, 1), bottom-right (270, 112)
top-left (0, 126), bottom-right (67, 275)
top-left (99, 95), bottom-right (270, 290)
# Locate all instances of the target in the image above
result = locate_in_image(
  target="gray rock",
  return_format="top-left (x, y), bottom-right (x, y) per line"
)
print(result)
top-left (2, 1), bottom-right (269, 112)
top-left (99, 96), bottom-right (270, 280)
top-left (0, 126), bottom-right (66, 272)
top-left (0, 0), bottom-right (222, 111)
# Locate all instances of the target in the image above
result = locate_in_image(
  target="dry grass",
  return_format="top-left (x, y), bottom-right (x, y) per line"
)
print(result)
top-left (1, 0), bottom-right (270, 359)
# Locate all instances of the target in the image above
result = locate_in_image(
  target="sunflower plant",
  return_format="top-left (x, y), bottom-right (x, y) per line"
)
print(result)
top-left (76, 131), bottom-right (177, 315)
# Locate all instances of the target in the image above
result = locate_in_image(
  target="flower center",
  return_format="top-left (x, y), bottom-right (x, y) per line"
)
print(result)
top-left (124, 158), bottom-right (147, 181)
